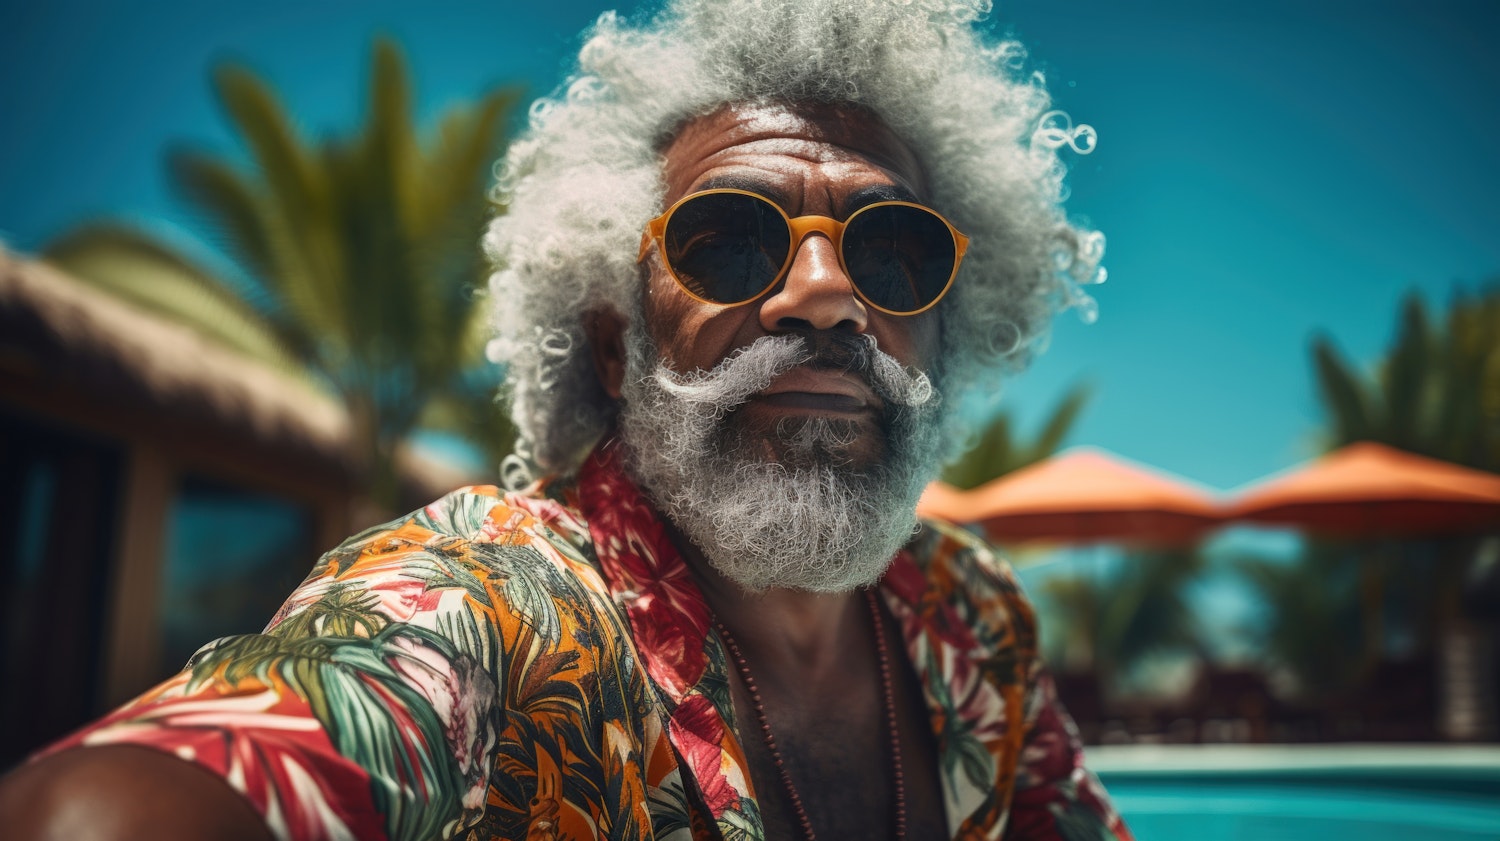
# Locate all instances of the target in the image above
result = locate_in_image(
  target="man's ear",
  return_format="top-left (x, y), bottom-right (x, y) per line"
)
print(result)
top-left (584, 307), bottom-right (628, 399)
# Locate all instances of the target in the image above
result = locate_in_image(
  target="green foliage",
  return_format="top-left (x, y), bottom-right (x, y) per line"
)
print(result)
top-left (942, 381), bottom-right (1090, 489)
top-left (44, 223), bottom-right (297, 372)
top-left (45, 38), bottom-right (523, 507)
top-left (1231, 543), bottom-right (1365, 699)
top-left (1299, 282), bottom-right (1500, 684)
top-left (1311, 337), bottom-right (1374, 445)
top-left (1312, 282), bottom-right (1500, 471)
top-left (1039, 547), bottom-right (1206, 689)
top-left (1038, 574), bottom-right (1104, 672)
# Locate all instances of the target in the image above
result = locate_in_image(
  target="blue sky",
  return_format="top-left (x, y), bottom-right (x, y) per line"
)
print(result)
top-left (3, 0), bottom-right (1497, 492)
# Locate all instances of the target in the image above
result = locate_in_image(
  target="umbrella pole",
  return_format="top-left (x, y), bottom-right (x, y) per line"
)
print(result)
top-left (1359, 542), bottom-right (1387, 671)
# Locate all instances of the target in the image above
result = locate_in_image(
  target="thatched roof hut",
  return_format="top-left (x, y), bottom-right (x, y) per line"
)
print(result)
top-left (0, 245), bottom-right (483, 763)
top-left (1, 246), bottom-right (473, 497)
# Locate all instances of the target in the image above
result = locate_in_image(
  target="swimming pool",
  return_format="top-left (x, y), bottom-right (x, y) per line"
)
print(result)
top-left (1088, 744), bottom-right (1500, 840)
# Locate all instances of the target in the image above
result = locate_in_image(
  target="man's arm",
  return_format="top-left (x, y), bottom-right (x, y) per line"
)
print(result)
top-left (0, 485), bottom-right (658, 841)
top-left (0, 746), bottom-right (273, 841)
top-left (0, 487), bottom-right (524, 841)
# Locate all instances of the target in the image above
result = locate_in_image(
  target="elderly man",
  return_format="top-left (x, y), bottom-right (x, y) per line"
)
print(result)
top-left (0, 0), bottom-right (1125, 839)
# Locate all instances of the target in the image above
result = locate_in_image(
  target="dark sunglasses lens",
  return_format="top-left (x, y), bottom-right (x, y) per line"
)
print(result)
top-left (662, 192), bottom-right (791, 304)
top-left (843, 205), bottom-right (956, 313)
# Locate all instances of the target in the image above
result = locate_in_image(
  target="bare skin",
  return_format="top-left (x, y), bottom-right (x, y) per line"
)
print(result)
top-left (681, 526), bottom-right (949, 841)
top-left (0, 745), bottom-right (274, 841)
top-left (591, 101), bottom-right (950, 839)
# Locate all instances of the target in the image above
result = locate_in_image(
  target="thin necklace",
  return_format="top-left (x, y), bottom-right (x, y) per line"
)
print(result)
top-left (713, 589), bottom-right (906, 841)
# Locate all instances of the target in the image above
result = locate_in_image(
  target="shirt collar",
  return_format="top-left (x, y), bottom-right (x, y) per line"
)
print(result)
top-left (573, 441), bottom-right (1021, 839)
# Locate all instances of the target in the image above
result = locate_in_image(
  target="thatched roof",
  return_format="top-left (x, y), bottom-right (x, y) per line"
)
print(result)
top-left (0, 245), bottom-right (478, 499)
top-left (1, 245), bottom-right (349, 455)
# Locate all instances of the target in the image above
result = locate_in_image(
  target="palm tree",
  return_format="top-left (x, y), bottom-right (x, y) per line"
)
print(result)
top-left (1312, 284), bottom-right (1500, 471)
top-left (1231, 542), bottom-right (1365, 700)
top-left (1304, 283), bottom-right (1500, 736)
top-left (1039, 547), bottom-right (1207, 694)
top-left (45, 39), bottom-right (522, 513)
top-left (939, 384), bottom-right (1212, 702)
top-left (941, 382), bottom-right (1090, 490)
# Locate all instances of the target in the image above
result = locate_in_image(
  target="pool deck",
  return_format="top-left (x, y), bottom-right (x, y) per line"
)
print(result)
top-left (1085, 743), bottom-right (1500, 775)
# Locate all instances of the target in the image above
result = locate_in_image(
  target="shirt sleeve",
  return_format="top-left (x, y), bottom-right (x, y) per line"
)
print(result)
top-left (38, 494), bottom-right (517, 841)
top-left (1004, 668), bottom-right (1133, 840)
top-left (35, 486), bottom-right (647, 841)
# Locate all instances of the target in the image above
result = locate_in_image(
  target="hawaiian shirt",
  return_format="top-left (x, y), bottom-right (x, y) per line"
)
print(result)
top-left (44, 443), bottom-right (1130, 841)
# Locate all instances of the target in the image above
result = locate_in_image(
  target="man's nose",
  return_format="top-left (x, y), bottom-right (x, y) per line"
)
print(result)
top-left (757, 234), bottom-right (869, 333)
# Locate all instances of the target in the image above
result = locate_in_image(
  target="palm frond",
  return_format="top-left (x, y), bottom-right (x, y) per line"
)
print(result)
top-left (1313, 282), bottom-right (1500, 473)
top-left (42, 223), bottom-right (300, 372)
top-left (1025, 381), bottom-right (1091, 464)
top-left (166, 149), bottom-right (276, 300)
top-left (1231, 545), bottom-right (1363, 698)
top-left (212, 64), bottom-right (329, 235)
top-left (1311, 335), bottom-right (1376, 446)
top-left (1380, 295), bottom-right (1434, 451)
top-left (942, 411), bottom-right (1014, 489)
top-left (46, 38), bottom-right (527, 510)
top-left (941, 381), bottom-right (1091, 489)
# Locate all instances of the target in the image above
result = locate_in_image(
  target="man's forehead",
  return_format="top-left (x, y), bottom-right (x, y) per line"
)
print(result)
top-left (659, 102), bottom-right (928, 204)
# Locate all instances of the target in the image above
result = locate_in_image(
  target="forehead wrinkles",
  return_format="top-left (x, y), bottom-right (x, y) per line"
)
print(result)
top-left (690, 147), bottom-right (908, 211)
top-left (659, 104), bottom-right (927, 204)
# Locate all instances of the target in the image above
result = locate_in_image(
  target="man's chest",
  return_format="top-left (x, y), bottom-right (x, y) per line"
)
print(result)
top-left (717, 646), bottom-right (950, 841)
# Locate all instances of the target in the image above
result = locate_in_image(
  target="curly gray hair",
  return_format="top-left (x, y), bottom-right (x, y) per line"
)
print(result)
top-left (483, 0), bottom-right (1103, 476)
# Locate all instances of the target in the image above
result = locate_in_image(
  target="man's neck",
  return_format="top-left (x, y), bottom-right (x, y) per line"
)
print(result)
top-left (670, 522), bottom-right (868, 680)
top-left (669, 521), bottom-right (952, 841)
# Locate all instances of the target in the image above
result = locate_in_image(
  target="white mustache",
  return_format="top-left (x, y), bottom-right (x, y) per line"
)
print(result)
top-left (649, 334), bottom-right (935, 411)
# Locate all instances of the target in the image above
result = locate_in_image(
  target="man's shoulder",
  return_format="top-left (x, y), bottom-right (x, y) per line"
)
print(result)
top-left (910, 517), bottom-right (1025, 596)
top-left (256, 479), bottom-right (621, 670)
top-left (335, 480), bottom-right (593, 558)
top-left (298, 480), bottom-right (607, 624)
top-left (907, 517), bottom-right (1036, 645)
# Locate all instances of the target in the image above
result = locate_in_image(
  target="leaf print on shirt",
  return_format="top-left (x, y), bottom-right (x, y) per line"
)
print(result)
top-left (410, 486), bottom-right (506, 539)
top-left (187, 623), bottom-right (494, 841)
top-left (268, 581), bottom-right (387, 639)
top-left (44, 454), bottom-right (1131, 841)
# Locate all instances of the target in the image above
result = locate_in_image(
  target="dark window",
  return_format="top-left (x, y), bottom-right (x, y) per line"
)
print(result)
top-left (159, 477), bottom-right (314, 673)
top-left (0, 410), bottom-right (121, 768)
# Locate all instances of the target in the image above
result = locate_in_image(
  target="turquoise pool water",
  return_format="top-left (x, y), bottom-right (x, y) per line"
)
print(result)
top-left (1089, 745), bottom-right (1500, 840)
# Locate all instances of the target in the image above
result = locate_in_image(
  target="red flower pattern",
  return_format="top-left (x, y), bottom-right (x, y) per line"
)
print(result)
top-left (668, 694), bottom-right (740, 817)
top-left (579, 446), bottom-right (713, 702)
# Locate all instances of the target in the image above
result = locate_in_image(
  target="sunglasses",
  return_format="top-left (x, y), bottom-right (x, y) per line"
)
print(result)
top-left (637, 188), bottom-right (969, 316)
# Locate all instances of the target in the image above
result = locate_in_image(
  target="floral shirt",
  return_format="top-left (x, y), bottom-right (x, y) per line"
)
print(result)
top-left (45, 444), bottom-right (1129, 841)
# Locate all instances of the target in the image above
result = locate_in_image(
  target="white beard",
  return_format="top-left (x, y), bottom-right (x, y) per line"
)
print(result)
top-left (616, 329), bottom-right (945, 592)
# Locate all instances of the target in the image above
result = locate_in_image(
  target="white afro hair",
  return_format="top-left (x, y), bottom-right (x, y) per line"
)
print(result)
top-left (484, 0), bottom-right (1103, 475)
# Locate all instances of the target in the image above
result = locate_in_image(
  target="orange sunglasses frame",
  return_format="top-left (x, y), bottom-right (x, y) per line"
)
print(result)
top-left (636, 188), bottom-right (970, 316)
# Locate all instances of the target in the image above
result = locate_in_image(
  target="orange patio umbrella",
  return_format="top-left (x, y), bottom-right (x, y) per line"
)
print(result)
top-left (1229, 442), bottom-right (1500, 670)
top-left (919, 446), bottom-right (1224, 545)
top-left (916, 480), bottom-right (973, 522)
top-left (1228, 442), bottom-right (1500, 536)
